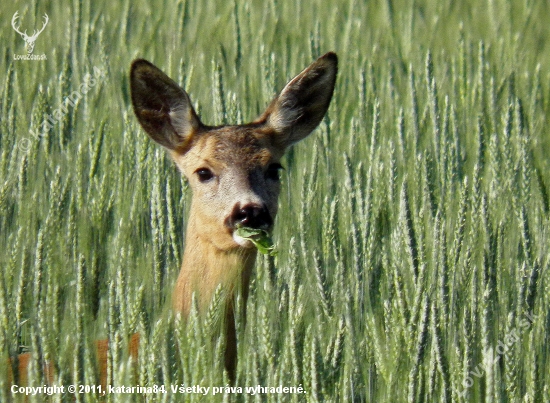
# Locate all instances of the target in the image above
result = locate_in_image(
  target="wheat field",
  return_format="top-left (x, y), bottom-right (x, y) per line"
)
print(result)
top-left (1, 0), bottom-right (550, 401)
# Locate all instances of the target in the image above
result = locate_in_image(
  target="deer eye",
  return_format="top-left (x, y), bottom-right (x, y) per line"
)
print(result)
top-left (265, 163), bottom-right (283, 181)
top-left (195, 168), bottom-right (214, 182)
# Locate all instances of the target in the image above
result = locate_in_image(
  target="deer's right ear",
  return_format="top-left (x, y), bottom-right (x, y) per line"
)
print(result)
top-left (130, 59), bottom-right (201, 150)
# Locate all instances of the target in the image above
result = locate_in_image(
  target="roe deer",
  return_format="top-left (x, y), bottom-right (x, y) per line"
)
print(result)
top-left (9, 53), bottom-right (337, 387)
top-left (129, 52), bottom-right (337, 381)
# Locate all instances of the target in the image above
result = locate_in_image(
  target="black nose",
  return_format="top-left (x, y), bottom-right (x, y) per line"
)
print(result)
top-left (229, 204), bottom-right (273, 230)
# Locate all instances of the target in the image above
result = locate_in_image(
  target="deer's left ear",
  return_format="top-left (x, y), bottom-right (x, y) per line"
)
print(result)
top-left (258, 52), bottom-right (337, 149)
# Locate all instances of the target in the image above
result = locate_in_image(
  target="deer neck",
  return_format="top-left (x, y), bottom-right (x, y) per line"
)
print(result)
top-left (172, 210), bottom-right (257, 316)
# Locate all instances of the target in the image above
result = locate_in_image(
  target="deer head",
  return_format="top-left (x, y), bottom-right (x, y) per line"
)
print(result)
top-left (130, 53), bottom-right (337, 260)
top-left (12, 11), bottom-right (49, 54)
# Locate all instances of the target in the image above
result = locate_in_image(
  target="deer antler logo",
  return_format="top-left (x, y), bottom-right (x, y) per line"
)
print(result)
top-left (12, 11), bottom-right (49, 54)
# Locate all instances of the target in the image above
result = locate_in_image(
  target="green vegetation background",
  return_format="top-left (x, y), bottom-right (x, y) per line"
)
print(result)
top-left (1, 0), bottom-right (550, 401)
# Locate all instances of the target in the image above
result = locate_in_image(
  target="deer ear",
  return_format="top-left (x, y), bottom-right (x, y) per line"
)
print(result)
top-left (130, 59), bottom-right (201, 150)
top-left (259, 52), bottom-right (337, 149)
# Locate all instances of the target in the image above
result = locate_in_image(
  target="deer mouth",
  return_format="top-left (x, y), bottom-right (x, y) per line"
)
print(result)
top-left (226, 204), bottom-right (274, 248)
top-left (231, 224), bottom-right (273, 249)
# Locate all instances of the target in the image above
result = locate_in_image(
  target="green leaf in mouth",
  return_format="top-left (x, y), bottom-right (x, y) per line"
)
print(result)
top-left (235, 225), bottom-right (277, 256)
